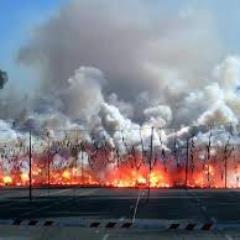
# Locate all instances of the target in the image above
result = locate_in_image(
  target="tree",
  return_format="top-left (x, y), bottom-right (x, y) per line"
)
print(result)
top-left (0, 69), bottom-right (8, 89)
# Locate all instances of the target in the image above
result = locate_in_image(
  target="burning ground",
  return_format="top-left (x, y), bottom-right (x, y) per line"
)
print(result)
top-left (0, 124), bottom-right (240, 188)
top-left (1, 0), bottom-right (240, 188)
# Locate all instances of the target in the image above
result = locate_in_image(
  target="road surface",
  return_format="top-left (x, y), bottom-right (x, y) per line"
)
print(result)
top-left (0, 187), bottom-right (240, 222)
top-left (1, 188), bottom-right (240, 239)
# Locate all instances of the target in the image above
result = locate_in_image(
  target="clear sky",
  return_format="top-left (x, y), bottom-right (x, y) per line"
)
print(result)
top-left (0, 0), bottom-right (68, 93)
top-left (1, 0), bottom-right (240, 94)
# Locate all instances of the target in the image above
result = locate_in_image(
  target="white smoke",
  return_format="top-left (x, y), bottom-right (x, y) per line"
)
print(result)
top-left (143, 105), bottom-right (172, 128)
top-left (0, 120), bottom-right (18, 142)
top-left (62, 66), bottom-right (105, 122)
top-left (196, 56), bottom-right (240, 126)
top-left (0, 0), bottom-right (240, 153)
top-left (16, 0), bottom-right (223, 126)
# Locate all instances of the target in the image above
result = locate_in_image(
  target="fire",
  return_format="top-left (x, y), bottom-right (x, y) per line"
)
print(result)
top-left (105, 164), bottom-right (171, 188)
top-left (21, 173), bottom-right (29, 182)
top-left (149, 171), bottom-right (169, 187)
top-left (62, 170), bottom-right (71, 179)
top-left (0, 138), bottom-right (240, 188)
top-left (3, 176), bottom-right (12, 185)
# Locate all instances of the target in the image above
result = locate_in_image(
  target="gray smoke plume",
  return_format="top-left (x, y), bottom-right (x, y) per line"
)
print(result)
top-left (2, 1), bottom-right (240, 189)
top-left (17, 0), bottom-right (225, 128)
top-left (2, 0), bottom-right (237, 151)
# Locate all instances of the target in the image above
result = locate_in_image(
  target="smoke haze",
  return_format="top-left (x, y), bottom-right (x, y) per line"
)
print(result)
top-left (16, 0), bottom-right (229, 128)
top-left (0, 0), bottom-right (239, 150)
top-left (2, 1), bottom-right (240, 189)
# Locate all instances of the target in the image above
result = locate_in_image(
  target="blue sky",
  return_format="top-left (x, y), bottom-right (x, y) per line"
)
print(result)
top-left (0, 0), bottom-right (68, 92)
top-left (1, 0), bottom-right (240, 93)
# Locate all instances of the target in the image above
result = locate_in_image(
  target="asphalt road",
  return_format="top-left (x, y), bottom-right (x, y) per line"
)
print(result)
top-left (0, 187), bottom-right (240, 224)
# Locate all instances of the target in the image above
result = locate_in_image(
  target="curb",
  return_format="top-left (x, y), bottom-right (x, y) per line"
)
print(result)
top-left (1, 218), bottom-right (240, 232)
top-left (0, 219), bottom-right (216, 231)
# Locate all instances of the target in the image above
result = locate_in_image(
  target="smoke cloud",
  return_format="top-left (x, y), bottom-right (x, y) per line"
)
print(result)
top-left (0, 0), bottom-right (236, 151)
top-left (17, 0), bottom-right (227, 128)
top-left (2, 1), bottom-right (240, 188)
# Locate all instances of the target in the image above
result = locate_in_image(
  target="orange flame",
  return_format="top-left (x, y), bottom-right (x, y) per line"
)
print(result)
top-left (0, 147), bottom-right (239, 188)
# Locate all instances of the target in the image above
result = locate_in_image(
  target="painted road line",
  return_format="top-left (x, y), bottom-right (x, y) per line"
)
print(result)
top-left (0, 218), bottom-right (218, 231)
top-left (0, 190), bottom-right (28, 199)
top-left (39, 189), bottom-right (71, 197)
top-left (4, 217), bottom-right (240, 232)
top-left (20, 189), bottom-right (98, 218)
top-left (131, 190), bottom-right (143, 223)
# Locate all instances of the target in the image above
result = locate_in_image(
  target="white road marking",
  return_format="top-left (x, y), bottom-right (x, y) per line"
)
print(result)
top-left (131, 190), bottom-right (144, 223)
top-left (39, 189), bottom-right (70, 197)
top-left (69, 195), bottom-right (210, 200)
top-left (118, 216), bottom-right (125, 221)
top-left (225, 234), bottom-right (234, 240)
top-left (102, 233), bottom-right (109, 240)
top-left (0, 189), bottom-right (71, 209)
top-left (21, 189), bottom-right (98, 217)
top-left (0, 190), bottom-right (27, 199)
